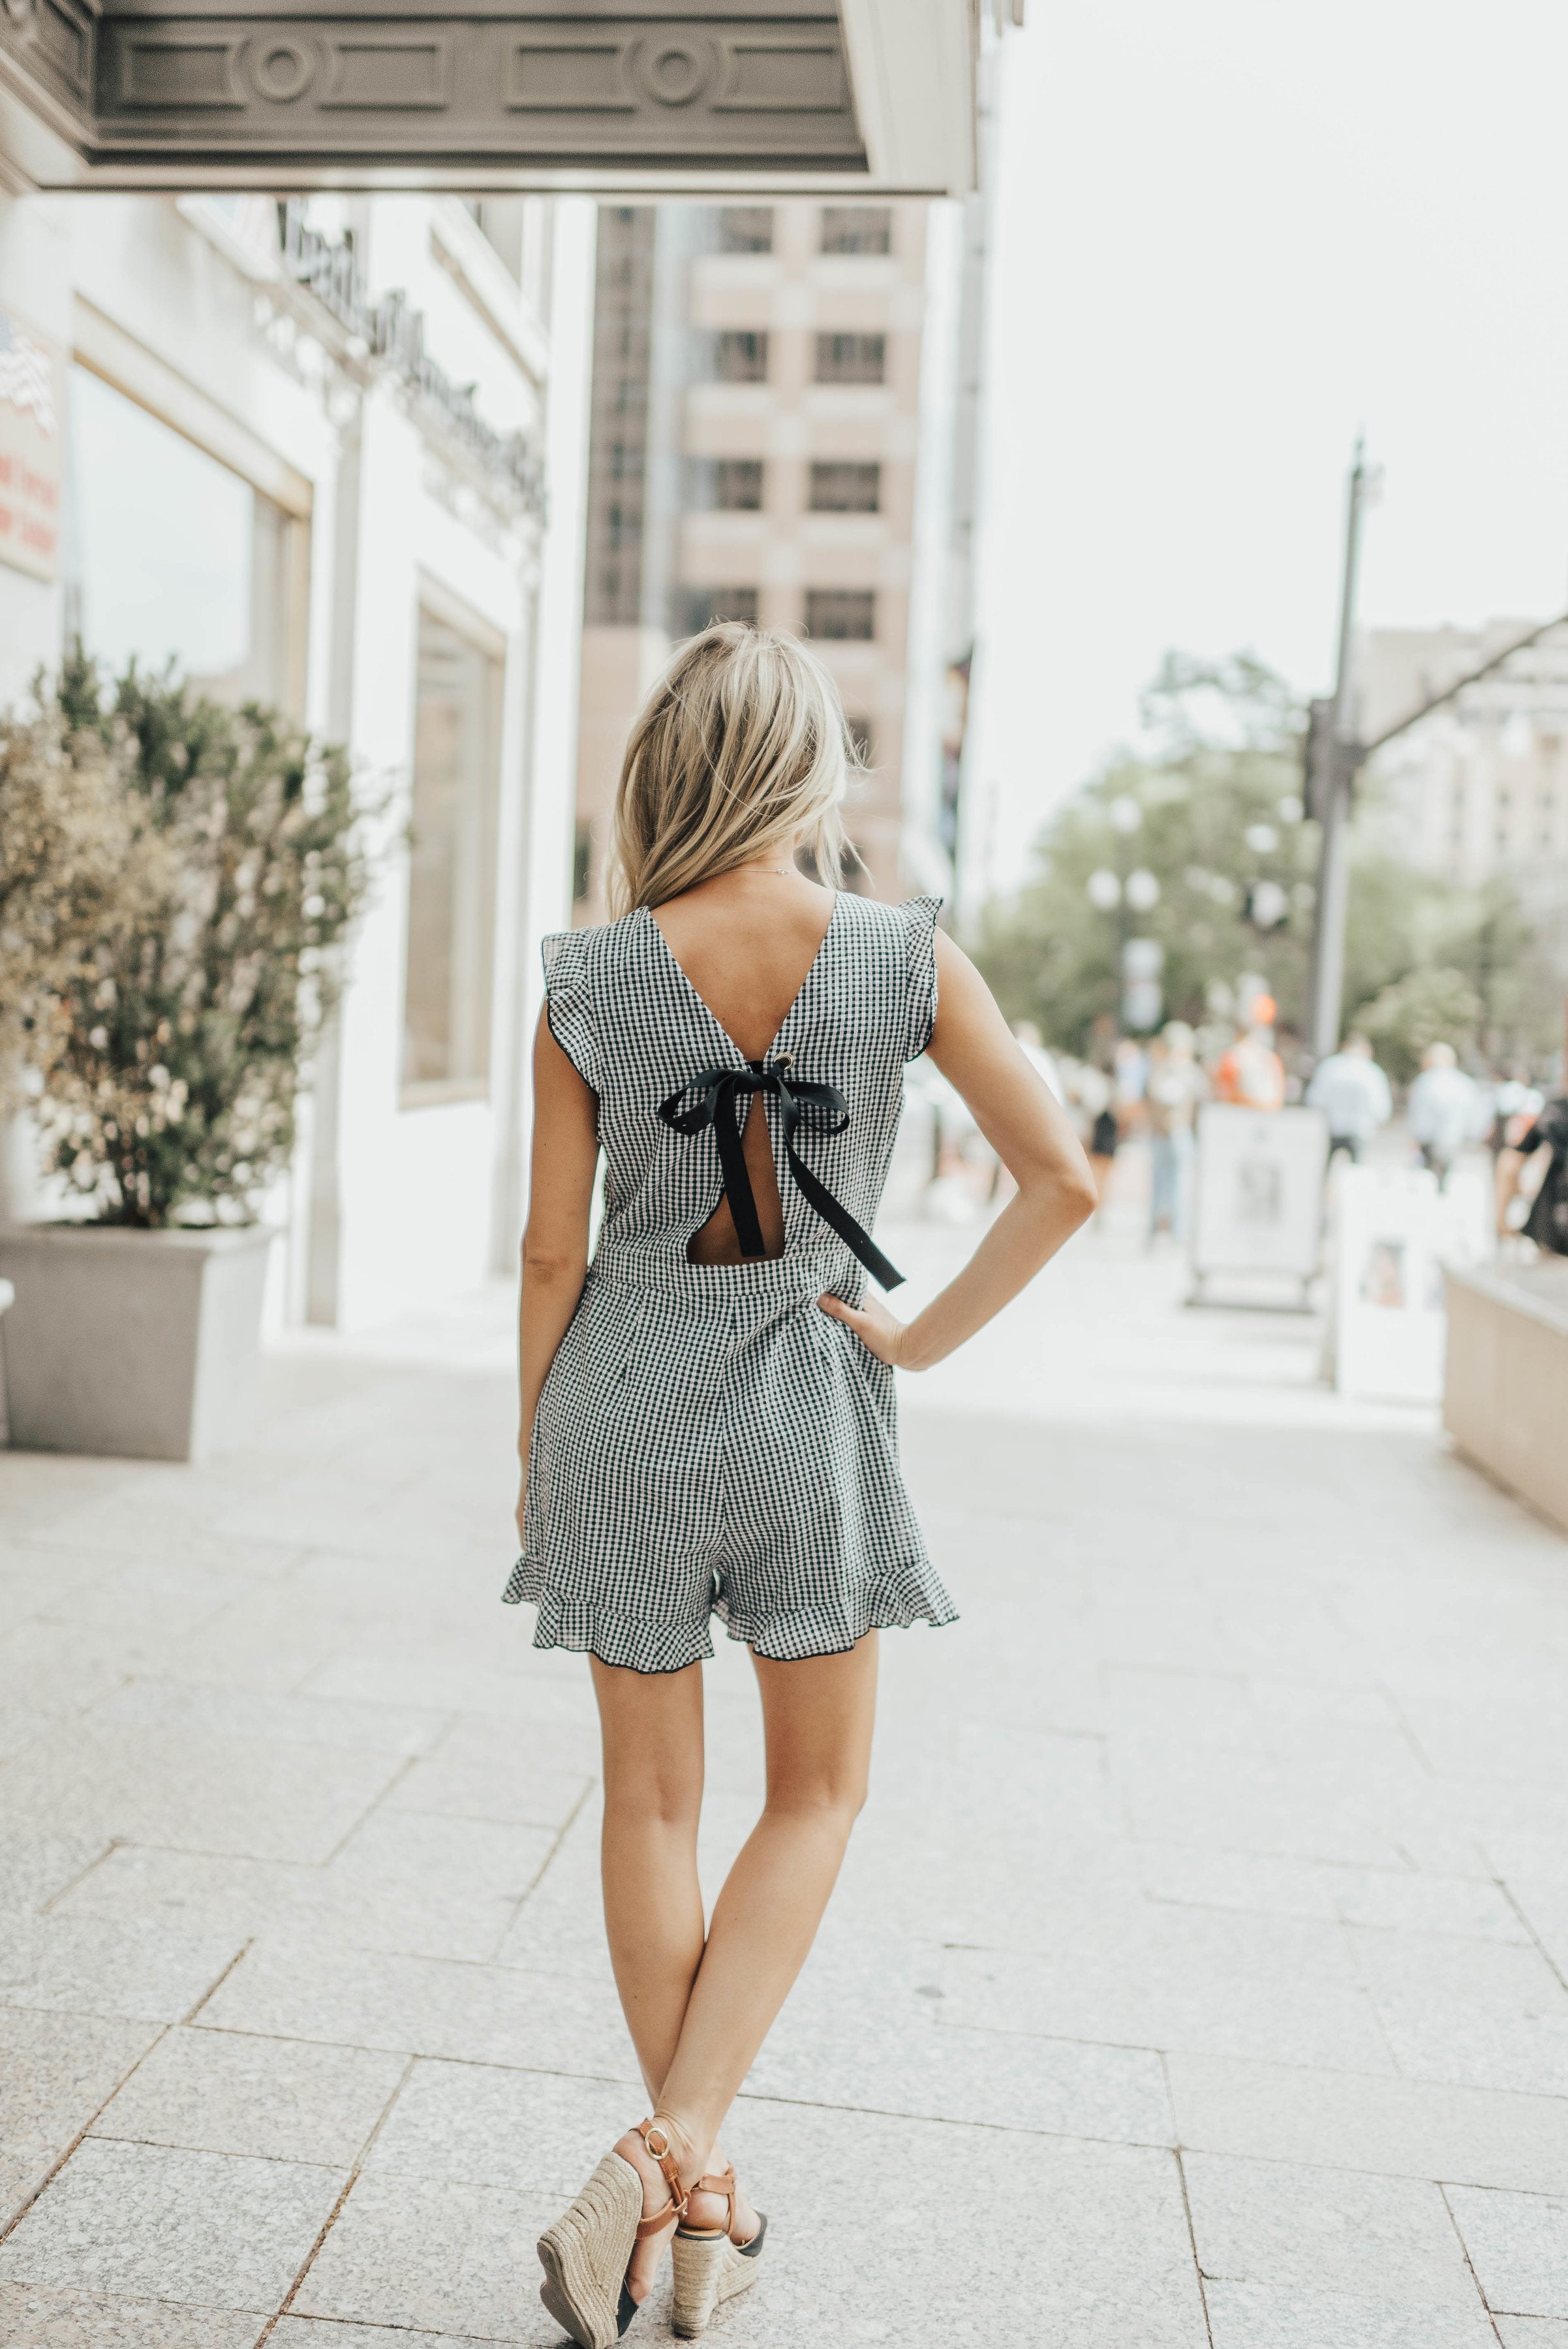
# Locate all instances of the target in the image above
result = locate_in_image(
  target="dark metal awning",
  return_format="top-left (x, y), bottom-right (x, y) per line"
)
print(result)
top-left (0, 0), bottom-right (979, 194)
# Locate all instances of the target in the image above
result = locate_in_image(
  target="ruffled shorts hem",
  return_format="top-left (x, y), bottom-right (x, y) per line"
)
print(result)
top-left (502, 1553), bottom-right (958, 1676)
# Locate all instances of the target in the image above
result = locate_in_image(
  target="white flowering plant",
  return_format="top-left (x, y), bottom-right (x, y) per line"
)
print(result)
top-left (16, 651), bottom-right (369, 1227)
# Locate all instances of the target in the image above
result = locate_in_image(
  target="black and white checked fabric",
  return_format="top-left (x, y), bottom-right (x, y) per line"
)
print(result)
top-left (502, 893), bottom-right (959, 1672)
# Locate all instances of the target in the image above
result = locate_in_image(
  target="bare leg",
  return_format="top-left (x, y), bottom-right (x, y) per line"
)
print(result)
top-left (591, 1636), bottom-right (878, 2290)
top-left (591, 1655), bottom-right (707, 2300)
top-left (651, 1635), bottom-right (879, 2198)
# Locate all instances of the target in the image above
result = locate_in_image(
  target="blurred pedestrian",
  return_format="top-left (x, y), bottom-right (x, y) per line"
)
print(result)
top-left (1068, 1058), bottom-right (1117, 1202)
top-left (1406, 1042), bottom-right (1486, 1187)
top-left (1488, 1069), bottom-right (1546, 1236)
top-left (1145, 1021), bottom-right (1207, 1243)
top-left (1213, 995), bottom-right (1286, 1111)
top-left (1497, 1090), bottom-right (1568, 1255)
top-left (1113, 1035), bottom-right (1148, 1137)
top-left (1305, 1031), bottom-right (1392, 1162)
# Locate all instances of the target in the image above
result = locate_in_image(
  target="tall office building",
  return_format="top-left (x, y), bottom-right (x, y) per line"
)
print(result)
top-left (1360, 622), bottom-right (1568, 883)
top-left (572, 196), bottom-right (974, 913)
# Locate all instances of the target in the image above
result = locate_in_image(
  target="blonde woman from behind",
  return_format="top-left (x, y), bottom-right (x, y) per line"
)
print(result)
top-left (507, 624), bottom-right (1096, 2344)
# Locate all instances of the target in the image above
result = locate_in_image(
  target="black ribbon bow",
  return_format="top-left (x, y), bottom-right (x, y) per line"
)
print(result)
top-left (658, 1054), bottom-right (904, 1291)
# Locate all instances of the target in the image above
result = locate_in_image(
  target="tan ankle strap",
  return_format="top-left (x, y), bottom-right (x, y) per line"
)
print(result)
top-left (635, 2118), bottom-right (688, 2226)
top-left (687, 2163), bottom-right (736, 2229)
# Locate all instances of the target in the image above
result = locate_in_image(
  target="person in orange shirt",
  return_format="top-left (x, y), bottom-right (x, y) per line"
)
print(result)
top-left (1212, 995), bottom-right (1287, 1111)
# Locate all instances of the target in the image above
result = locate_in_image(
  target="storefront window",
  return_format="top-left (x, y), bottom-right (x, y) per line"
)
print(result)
top-left (65, 366), bottom-right (292, 704)
top-left (401, 606), bottom-right (502, 1103)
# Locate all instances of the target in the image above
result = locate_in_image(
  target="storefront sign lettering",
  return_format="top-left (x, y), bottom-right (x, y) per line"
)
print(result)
top-left (276, 202), bottom-right (545, 521)
top-left (0, 307), bottom-right (65, 581)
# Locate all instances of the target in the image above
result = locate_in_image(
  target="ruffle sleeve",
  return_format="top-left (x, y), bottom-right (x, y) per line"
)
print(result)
top-left (541, 929), bottom-right (598, 1092)
top-left (899, 893), bottom-right (943, 1061)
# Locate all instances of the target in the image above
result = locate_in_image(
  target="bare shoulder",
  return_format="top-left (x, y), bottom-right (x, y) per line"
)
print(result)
top-left (653, 868), bottom-right (835, 958)
top-left (930, 927), bottom-right (1009, 1041)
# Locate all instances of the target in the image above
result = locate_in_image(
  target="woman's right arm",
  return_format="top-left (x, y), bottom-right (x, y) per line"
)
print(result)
top-left (820, 930), bottom-right (1099, 1371)
top-left (515, 1010), bottom-right (600, 1543)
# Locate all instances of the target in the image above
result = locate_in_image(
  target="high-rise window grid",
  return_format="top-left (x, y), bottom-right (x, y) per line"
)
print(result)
top-left (713, 330), bottom-right (769, 383)
top-left (805, 589), bottom-right (875, 641)
top-left (814, 333), bottom-right (885, 385)
top-left (717, 206), bottom-right (774, 253)
top-left (820, 206), bottom-right (893, 255)
top-left (692, 457), bottom-right (764, 511)
top-left (810, 461), bottom-right (881, 512)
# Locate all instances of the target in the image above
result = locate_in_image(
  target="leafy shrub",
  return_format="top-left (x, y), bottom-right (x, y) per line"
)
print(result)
top-left (20, 652), bottom-right (368, 1227)
top-left (0, 696), bottom-right (140, 1105)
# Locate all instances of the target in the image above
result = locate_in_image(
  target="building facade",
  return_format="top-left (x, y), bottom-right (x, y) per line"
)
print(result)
top-left (0, 187), bottom-right (593, 1327)
top-left (570, 193), bottom-right (972, 916)
top-left (1359, 621), bottom-right (1568, 884)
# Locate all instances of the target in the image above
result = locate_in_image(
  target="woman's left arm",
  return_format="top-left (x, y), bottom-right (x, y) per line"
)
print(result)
top-left (515, 1010), bottom-right (601, 1544)
top-left (822, 930), bottom-right (1098, 1371)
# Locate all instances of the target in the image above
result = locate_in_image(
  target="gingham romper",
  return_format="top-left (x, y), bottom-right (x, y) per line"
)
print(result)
top-left (501, 891), bottom-right (959, 1672)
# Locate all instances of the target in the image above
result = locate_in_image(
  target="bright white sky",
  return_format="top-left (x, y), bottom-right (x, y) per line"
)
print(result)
top-left (966, 0), bottom-right (1568, 897)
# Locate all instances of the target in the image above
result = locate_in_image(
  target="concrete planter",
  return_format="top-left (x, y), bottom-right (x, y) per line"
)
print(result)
top-left (0, 1223), bottom-right (275, 1462)
top-left (1444, 1260), bottom-right (1568, 1535)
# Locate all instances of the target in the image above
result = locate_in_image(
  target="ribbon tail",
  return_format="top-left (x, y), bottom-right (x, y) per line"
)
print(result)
top-left (713, 1086), bottom-right (769, 1260)
top-left (784, 1139), bottom-right (904, 1291)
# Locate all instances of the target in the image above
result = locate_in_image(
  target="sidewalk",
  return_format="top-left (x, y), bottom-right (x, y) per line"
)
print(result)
top-left (3, 1207), bottom-right (1568, 2347)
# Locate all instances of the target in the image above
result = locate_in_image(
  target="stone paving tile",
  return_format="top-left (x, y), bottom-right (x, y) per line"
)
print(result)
top-left (0, 2281), bottom-right (262, 2346)
top-left (1183, 2149), bottom-right (1481, 2305)
top-left (1111, 1730), bottom-right (1491, 1877)
top-left (382, 1750), bottom-right (591, 1832)
top-left (0, 1621), bottom-right (154, 1721)
top-left (1169, 2053), bottom-right (1568, 2195)
top-left (0, 1712), bottom-right (56, 1769)
top-left (1347, 1927), bottom-right (1568, 2098)
top-left (0, 2138), bottom-right (343, 2311)
top-left (91, 2027), bottom-right (406, 2166)
top-left (290, 2173), bottom-right (572, 2342)
top-left (0, 1913), bottom-right (243, 2026)
top-left (198, 1940), bottom-right (640, 2081)
top-left (54, 1844), bottom-right (532, 1967)
top-left (299, 1653), bottom-right (600, 1727)
top-left (0, 2008), bottom-right (161, 2214)
top-left (271, 2323), bottom-right (529, 2348)
top-left (1447, 2185), bottom-right (1568, 2320)
top-left (1498, 2324), bottom-right (1568, 2346)
top-left (89, 1678), bottom-right (451, 1757)
top-left (0, 1719), bottom-right (406, 1865)
top-left (357, 2059), bottom-right (632, 2200)
top-left (741, 1924), bottom-right (1174, 2143)
top-left (1203, 2277), bottom-right (1497, 2348)
top-left (329, 1809), bottom-right (556, 1905)
top-left (0, 1828), bottom-right (108, 1918)
top-left (1137, 1843), bottom-right (1530, 1941)
top-left (303, 2102), bottom-right (1210, 2348)
top-left (940, 1911), bottom-right (1393, 2073)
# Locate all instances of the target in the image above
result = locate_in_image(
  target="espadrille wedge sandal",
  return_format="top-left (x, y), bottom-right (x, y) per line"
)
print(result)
top-left (536, 2119), bottom-right (686, 2349)
top-left (669, 2162), bottom-right (767, 2339)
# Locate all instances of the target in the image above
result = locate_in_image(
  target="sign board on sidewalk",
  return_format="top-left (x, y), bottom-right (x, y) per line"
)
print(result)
top-left (1191, 1102), bottom-right (1329, 1294)
top-left (1334, 1163), bottom-right (1492, 1404)
top-left (0, 307), bottom-right (65, 582)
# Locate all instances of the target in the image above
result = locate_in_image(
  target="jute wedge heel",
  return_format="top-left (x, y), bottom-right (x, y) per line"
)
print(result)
top-left (536, 2120), bottom-right (686, 2349)
top-left (669, 2163), bottom-right (767, 2339)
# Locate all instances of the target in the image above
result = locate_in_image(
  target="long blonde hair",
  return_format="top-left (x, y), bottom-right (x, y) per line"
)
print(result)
top-left (606, 623), bottom-right (855, 915)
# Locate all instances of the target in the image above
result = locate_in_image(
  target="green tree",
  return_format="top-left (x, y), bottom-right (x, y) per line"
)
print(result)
top-left (972, 651), bottom-right (1558, 1071)
top-left (1357, 968), bottom-right (1484, 1086)
top-left (35, 652), bottom-right (370, 1226)
top-left (972, 653), bottom-right (1316, 1049)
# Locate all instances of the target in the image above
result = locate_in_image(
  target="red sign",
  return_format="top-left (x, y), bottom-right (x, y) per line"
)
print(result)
top-left (0, 307), bottom-right (65, 583)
